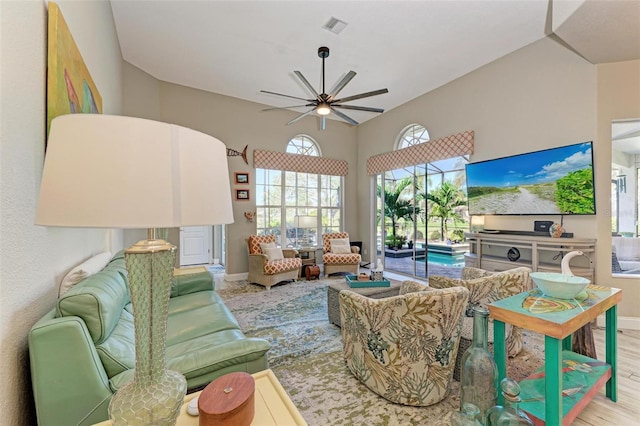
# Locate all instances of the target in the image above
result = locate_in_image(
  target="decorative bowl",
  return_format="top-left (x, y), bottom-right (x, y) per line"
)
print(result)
top-left (530, 272), bottom-right (590, 300)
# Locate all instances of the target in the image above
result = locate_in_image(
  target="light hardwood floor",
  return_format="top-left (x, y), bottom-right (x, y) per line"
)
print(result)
top-left (573, 326), bottom-right (640, 425)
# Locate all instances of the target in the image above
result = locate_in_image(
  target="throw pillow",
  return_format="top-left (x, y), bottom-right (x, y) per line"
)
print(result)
top-left (58, 251), bottom-right (113, 297)
top-left (263, 247), bottom-right (284, 261)
top-left (259, 242), bottom-right (277, 254)
top-left (329, 238), bottom-right (350, 253)
top-left (332, 245), bottom-right (351, 254)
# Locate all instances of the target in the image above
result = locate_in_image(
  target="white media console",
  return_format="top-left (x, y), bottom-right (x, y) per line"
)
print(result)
top-left (464, 232), bottom-right (596, 280)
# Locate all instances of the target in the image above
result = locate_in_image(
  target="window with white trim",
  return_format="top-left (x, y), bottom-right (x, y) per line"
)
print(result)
top-left (395, 124), bottom-right (430, 150)
top-left (256, 135), bottom-right (341, 247)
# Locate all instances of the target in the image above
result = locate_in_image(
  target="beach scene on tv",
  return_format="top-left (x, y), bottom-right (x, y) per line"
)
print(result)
top-left (466, 142), bottom-right (595, 215)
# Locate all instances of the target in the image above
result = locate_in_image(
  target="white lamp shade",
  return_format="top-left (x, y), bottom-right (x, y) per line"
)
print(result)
top-left (36, 114), bottom-right (234, 228)
top-left (295, 215), bottom-right (317, 228)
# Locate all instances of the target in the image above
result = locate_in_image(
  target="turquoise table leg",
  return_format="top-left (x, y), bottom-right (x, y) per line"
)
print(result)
top-left (606, 305), bottom-right (618, 401)
top-left (545, 336), bottom-right (562, 426)
top-left (562, 334), bottom-right (572, 351)
top-left (494, 320), bottom-right (506, 405)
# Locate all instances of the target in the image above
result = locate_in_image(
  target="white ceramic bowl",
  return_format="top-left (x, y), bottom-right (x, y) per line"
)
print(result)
top-left (530, 272), bottom-right (590, 300)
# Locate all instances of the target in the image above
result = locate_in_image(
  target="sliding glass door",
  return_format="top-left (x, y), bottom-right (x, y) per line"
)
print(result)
top-left (376, 157), bottom-right (468, 278)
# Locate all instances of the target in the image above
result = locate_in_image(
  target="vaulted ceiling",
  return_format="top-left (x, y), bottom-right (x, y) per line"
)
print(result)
top-left (110, 0), bottom-right (640, 126)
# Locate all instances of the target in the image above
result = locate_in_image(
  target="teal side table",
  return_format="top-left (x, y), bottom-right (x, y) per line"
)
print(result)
top-left (489, 285), bottom-right (621, 425)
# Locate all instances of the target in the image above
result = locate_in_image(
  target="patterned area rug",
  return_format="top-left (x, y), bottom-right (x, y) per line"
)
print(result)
top-left (217, 277), bottom-right (544, 426)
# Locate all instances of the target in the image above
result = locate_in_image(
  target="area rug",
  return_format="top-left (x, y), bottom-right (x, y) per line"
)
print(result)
top-left (217, 277), bottom-right (544, 426)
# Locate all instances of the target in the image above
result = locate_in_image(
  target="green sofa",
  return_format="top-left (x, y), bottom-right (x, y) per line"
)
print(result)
top-left (28, 251), bottom-right (271, 426)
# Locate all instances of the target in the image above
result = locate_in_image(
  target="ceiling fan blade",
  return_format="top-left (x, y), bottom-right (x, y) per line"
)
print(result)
top-left (286, 108), bottom-right (317, 126)
top-left (332, 104), bottom-right (385, 114)
top-left (262, 104), bottom-right (314, 112)
top-left (260, 90), bottom-right (314, 103)
top-left (333, 88), bottom-right (389, 104)
top-left (320, 116), bottom-right (326, 131)
top-left (328, 71), bottom-right (356, 99)
top-left (330, 107), bottom-right (359, 126)
top-left (294, 71), bottom-right (320, 99)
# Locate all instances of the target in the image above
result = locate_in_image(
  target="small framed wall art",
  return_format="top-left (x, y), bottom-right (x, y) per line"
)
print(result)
top-left (234, 172), bottom-right (249, 184)
top-left (235, 189), bottom-right (250, 201)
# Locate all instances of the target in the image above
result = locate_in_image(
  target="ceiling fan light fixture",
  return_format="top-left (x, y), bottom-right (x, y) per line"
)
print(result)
top-left (317, 103), bottom-right (331, 115)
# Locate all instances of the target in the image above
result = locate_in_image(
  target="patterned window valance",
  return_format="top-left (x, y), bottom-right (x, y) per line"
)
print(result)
top-left (366, 130), bottom-right (474, 175)
top-left (254, 149), bottom-right (348, 176)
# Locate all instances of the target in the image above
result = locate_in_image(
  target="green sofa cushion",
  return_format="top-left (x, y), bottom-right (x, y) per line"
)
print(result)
top-left (57, 264), bottom-right (130, 344)
top-left (97, 291), bottom-right (246, 378)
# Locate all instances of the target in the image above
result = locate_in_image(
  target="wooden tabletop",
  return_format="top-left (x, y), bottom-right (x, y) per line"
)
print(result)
top-left (488, 285), bottom-right (622, 339)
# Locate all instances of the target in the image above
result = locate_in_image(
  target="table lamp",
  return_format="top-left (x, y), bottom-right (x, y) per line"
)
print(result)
top-left (294, 215), bottom-right (316, 247)
top-left (35, 114), bottom-right (233, 425)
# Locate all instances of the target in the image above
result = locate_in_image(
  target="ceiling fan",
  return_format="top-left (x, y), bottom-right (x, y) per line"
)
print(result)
top-left (261, 46), bottom-right (389, 130)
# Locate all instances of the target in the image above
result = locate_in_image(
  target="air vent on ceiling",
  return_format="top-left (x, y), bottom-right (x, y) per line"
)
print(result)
top-left (323, 17), bottom-right (348, 35)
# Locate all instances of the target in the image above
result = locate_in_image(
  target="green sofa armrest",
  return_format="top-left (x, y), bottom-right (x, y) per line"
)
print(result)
top-left (29, 312), bottom-right (113, 426)
top-left (171, 268), bottom-right (214, 297)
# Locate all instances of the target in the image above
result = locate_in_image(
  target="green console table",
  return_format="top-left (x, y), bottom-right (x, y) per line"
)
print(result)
top-left (489, 285), bottom-right (621, 425)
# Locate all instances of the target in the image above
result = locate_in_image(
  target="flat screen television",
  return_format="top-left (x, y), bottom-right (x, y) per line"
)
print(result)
top-left (465, 141), bottom-right (595, 215)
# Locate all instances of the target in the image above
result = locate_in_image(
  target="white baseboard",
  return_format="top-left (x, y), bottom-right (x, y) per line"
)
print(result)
top-left (224, 272), bottom-right (248, 282)
top-left (596, 314), bottom-right (640, 330)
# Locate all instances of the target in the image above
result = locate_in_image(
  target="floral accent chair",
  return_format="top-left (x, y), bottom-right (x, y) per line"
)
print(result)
top-left (429, 266), bottom-right (532, 376)
top-left (322, 232), bottom-right (361, 276)
top-left (247, 235), bottom-right (302, 290)
top-left (339, 280), bottom-right (469, 406)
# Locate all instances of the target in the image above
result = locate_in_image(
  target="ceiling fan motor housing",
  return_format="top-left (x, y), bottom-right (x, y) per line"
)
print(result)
top-left (318, 46), bottom-right (330, 58)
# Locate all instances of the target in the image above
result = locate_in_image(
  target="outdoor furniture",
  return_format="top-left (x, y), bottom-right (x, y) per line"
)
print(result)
top-left (321, 232), bottom-right (361, 276)
top-left (339, 280), bottom-right (469, 406)
top-left (247, 235), bottom-right (302, 290)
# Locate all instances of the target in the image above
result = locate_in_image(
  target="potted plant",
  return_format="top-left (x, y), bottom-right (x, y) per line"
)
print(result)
top-left (397, 235), bottom-right (407, 249)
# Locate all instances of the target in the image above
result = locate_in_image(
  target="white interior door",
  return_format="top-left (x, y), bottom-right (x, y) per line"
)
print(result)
top-left (180, 226), bottom-right (211, 266)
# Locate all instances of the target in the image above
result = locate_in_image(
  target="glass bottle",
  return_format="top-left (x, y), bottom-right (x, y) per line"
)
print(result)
top-left (460, 306), bottom-right (499, 424)
top-left (486, 378), bottom-right (534, 425)
top-left (451, 403), bottom-right (483, 426)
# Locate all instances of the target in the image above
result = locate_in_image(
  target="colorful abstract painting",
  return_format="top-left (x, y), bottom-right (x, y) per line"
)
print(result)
top-left (47, 2), bottom-right (102, 137)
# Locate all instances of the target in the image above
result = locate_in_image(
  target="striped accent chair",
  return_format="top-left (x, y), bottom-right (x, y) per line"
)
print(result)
top-left (247, 235), bottom-right (301, 290)
top-left (322, 232), bottom-right (361, 276)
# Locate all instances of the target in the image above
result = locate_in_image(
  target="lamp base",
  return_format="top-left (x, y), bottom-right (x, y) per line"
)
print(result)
top-left (109, 370), bottom-right (186, 425)
top-left (108, 239), bottom-right (187, 425)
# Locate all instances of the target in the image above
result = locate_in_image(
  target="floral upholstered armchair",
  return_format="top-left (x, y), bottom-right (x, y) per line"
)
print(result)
top-left (247, 235), bottom-right (302, 290)
top-left (339, 280), bottom-right (469, 406)
top-left (429, 266), bottom-right (532, 360)
top-left (322, 232), bottom-right (361, 276)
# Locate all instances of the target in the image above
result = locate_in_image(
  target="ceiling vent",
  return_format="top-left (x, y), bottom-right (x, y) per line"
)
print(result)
top-left (323, 17), bottom-right (348, 35)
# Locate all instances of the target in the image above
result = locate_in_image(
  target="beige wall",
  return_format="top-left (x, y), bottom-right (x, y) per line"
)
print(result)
top-left (0, 1), bottom-right (123, 424)
top-left (357, 37), bottom-right (597, 254)
top-left (596, 60), bottom-right (640, 323)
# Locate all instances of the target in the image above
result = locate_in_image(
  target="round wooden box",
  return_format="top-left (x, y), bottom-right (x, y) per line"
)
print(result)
top-left (198, 372), bottom-right (255, 426)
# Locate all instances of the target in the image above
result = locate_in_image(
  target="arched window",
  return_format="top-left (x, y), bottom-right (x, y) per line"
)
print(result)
top-left (256, 135), bottom-right (341, 247)
top-left (286, 135), bottom-right (321, 156)
top-left (395, 124), bottom-right (430, 150)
